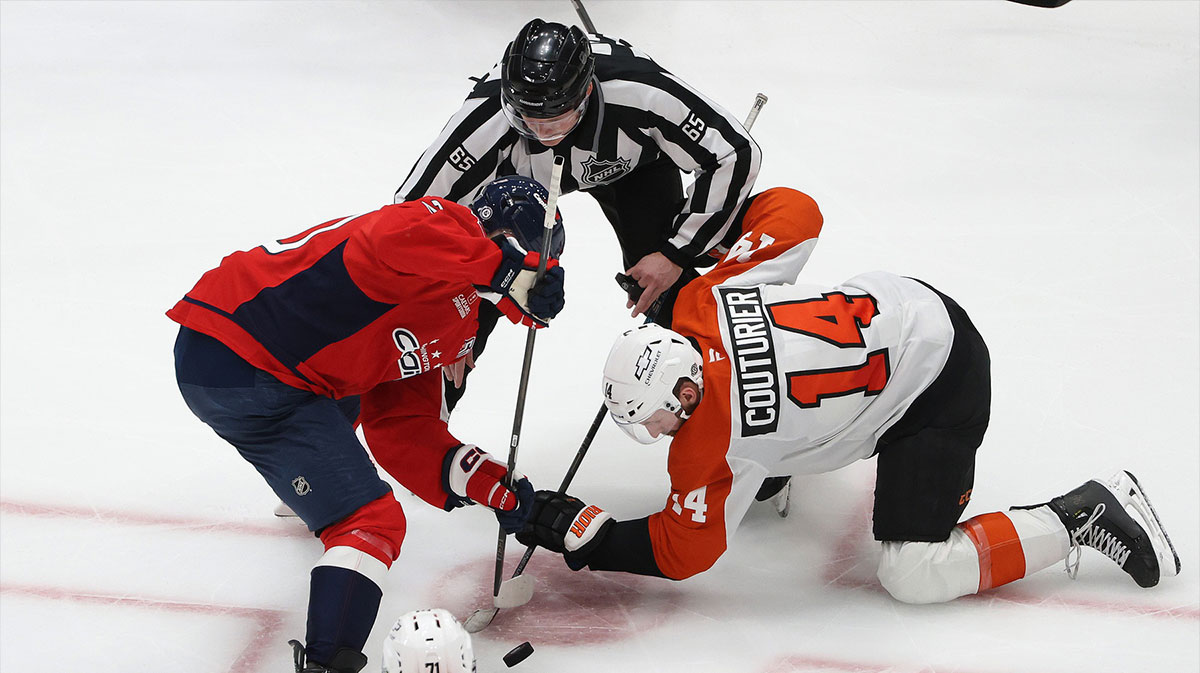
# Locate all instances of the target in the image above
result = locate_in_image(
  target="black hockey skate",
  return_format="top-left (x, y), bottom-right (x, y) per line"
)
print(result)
top-left (1041, 471), bottom-right (1180, 588)
top-left (289, 639), bottom-right (367, 673)
top-left (755, 476), bottom-right (792, 518)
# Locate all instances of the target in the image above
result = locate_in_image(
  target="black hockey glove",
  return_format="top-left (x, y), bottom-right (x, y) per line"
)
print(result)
top-left (517, 490), bottom-right (614, 570)
top-left (486, 237), bottom-right (565, 329)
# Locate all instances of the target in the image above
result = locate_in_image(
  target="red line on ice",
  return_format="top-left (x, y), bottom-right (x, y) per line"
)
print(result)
top-left (764, 655), bottom-right (957, 673)
top-left (0, 498), bottom-right (309, 538)
top-left (0, 583), bottom-right (287, 673)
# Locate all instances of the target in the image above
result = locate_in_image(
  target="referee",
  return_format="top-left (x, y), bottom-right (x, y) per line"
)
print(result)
top-left (396, 18), bottom-right (761, 408)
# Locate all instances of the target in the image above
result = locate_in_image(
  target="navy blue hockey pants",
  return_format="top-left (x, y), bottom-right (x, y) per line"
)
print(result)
top-left (173, 326), bottom-right (390, 534)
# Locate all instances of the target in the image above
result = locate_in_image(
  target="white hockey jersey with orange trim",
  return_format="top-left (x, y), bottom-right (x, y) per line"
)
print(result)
top-left (647, 187), bottom-right (956, 579)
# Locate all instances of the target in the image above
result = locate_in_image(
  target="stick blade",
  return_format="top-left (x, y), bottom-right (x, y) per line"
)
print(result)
top-left (493, 573), bottom-right (535, 608)
top-left (463, 607), bottom-right (498, 633)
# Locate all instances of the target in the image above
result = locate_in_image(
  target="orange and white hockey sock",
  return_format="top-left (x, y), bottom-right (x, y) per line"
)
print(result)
top-left (960, 506), bottom-right (1070, 591)
top-left (877, 506), bottom-right (1071, 603)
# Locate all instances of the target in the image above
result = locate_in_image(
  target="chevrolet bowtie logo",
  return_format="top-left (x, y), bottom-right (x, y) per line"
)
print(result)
top-left (634, 346), bottom-right (653, 381)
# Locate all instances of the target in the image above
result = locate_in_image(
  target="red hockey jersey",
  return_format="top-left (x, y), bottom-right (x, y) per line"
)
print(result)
top-left (167, 197), bottom-right (507, 509)
top-left (168, 197), bottom-right (500, 399)
top-left (646, 188), bottom-right (955, 579)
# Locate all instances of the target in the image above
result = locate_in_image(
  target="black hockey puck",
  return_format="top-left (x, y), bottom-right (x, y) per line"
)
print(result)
top-left (503, 641), bottom-right (534, 667)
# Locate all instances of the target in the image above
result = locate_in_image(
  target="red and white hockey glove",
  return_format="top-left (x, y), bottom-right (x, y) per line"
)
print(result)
top-left (486, 237), bottom-right (565, 329)
top-left (445, 444), bottom-right (534, 533)
top-left (516, 490), bottom-right (613, 570)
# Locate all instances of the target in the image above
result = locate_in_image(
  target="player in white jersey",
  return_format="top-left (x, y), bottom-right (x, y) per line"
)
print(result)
top-left (518, 187), bottom-right (1180, 603)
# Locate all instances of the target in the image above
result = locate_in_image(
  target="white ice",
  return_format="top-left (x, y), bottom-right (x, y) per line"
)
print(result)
top-left (1, 2), bottom-right (1197, 672)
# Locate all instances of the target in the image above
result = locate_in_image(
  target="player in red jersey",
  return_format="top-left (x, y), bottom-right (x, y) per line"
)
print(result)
top-left (169, 176), bottom-right (564, 673)
top-left (518, 187), bottom-right (1179, 604)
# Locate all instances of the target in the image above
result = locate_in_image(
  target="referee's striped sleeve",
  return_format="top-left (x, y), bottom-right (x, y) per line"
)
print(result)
top-left (604, 72), bottom-right (761, 263)
top-left (395, 79), bottom-right (512, 205)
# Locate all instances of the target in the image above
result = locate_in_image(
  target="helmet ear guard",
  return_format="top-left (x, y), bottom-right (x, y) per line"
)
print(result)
top-left (601, 324), bottom-right (703, 444)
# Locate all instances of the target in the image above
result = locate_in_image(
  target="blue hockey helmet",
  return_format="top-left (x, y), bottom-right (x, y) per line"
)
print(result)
top-left (470, 175), bottom-right (565, 257)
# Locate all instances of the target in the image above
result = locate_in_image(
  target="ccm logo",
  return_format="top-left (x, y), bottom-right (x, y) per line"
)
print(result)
top-left (570, 505), bottom-right (604, 538)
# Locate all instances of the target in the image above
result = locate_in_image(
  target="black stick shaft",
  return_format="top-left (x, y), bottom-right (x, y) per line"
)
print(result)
top-left (571, 0), bottom-right (598, 33)
top-left (491, 156), bottom-right (565, 598)
top-left (510, 402), bottom-right (606, 577)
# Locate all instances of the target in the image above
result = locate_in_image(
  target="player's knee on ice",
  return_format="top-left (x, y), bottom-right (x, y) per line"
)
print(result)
top-left (876, 530), bottom-right (982, 604)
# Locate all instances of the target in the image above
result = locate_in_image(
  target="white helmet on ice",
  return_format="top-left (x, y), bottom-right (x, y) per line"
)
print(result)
top-left (381, 609), bottom-right (475, 673)
top-left (601, 324), bottom-right (703, 444)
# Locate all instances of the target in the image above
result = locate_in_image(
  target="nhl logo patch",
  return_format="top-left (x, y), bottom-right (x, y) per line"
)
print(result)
top-left (581, 156), bottom-right (632, 185)
top-left (292, 476), bottom-right (311, 496)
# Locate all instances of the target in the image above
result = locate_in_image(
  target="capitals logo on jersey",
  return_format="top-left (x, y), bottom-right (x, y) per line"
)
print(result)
top-left (392, 328), bottom-right (443, 379)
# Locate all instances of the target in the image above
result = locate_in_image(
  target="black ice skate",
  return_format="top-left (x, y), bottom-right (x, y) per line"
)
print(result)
top-left (755, 476), bottom-right (792, 518)
top-left (1042, 470), bottom-right (1180, 588)
top-left (289, 639), bottom-right (367, 673)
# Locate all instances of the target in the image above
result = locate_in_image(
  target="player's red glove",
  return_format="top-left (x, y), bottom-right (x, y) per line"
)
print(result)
top-left (516, 490), bottom-right (613, 570)
top-left (445, 444), bottom-right (534, 533)
top-left (486, 237), bottom-right (565, 329)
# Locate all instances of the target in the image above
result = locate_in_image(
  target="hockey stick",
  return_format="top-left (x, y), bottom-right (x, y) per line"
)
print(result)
top-left (464, 402), bottom-right (607, 633)
top-left (463, 156), bottom-right (566, 632)
top-left (511, 403), bottom-right (607, 574)
top-left (571, 0), bottom-right (599, 34)
top-left (744, 93), bottom-right (768, 130)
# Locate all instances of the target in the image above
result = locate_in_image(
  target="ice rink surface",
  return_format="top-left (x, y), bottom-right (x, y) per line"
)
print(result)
top-left (2, 1), bottom-right (1197, 671)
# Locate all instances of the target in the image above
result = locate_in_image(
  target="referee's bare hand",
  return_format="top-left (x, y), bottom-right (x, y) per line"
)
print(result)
top-left (625, 253), bottom-right (682, 318)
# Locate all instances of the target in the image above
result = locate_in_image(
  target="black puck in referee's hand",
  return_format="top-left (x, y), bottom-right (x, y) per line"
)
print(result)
top-left (503, 641), bottom-right (534, 667)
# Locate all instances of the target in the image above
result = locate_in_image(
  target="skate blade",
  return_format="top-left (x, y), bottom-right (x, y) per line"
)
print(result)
top-left (1108, 470), bottom-right (1181, 577)
top-left (772, 480), bottom-right (791, 518)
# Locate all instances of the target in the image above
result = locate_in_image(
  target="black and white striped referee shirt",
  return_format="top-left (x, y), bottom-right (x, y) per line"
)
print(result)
top-left (395, 34), bottom-right (762, 267)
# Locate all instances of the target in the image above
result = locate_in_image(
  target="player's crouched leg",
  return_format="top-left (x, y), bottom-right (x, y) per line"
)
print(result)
top-left (302, 495), bottom-right (408, 669)
top-left (877, 531), bottom-right (983, 604)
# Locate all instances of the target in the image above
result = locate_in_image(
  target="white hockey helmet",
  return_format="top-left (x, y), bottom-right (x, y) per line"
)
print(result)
top-left (381, 609), bottom-right (475, 673)
top-left (601, 324), bottom-right (703, 444)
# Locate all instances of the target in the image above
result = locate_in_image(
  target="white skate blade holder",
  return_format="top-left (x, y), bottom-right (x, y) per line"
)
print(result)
top-left (1114, 470), bottom-right (1181, 577)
